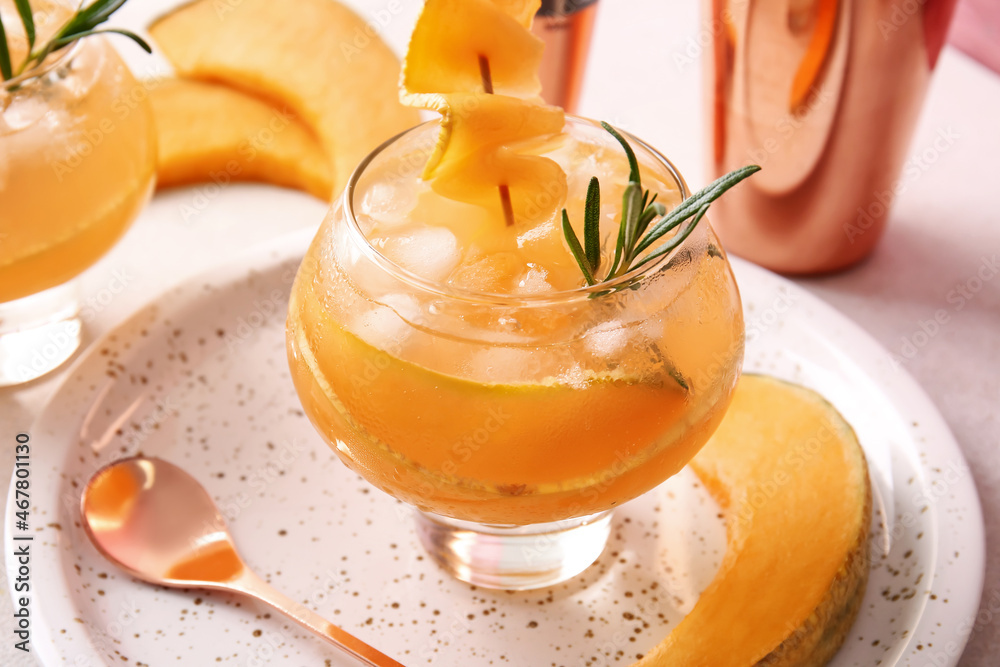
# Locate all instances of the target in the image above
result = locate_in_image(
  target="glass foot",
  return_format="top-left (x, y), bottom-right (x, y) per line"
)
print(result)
top-left (414, 509), bottom-right (613, 590)
top-left (0, 281), bottom-right (82, 387)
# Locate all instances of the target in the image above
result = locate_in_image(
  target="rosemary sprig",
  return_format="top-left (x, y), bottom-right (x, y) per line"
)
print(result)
top-left (563, 176), bottom-right (603, 285)
top-left (562, 122), bottom-right (760, 291)
top-left (14, 0), bottom-right (34, 49)
top-left (0, 15), bottom-right (12, 80)
top-left (1, 0), bottom-right (150, 86)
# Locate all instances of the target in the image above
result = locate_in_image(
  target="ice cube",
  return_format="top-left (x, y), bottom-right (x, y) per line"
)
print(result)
top-left (514, 266), bottom-right (552, 295)
top-left (448, 252), bottom-right (521, 293)
top-left (381, 226), bottom-right (461, 283)
top-left (517, 218), bottom-right (559, 249)
top-left (584, 320), bottom-right (630, 358)
top-left (350, 294), bottom-right (420, 352)
top-left (516, 219), bottom-right (568, 275)
top-left (1, 91), bottom-right (51, 132)
top-left (359, 179), bottom-right (419, 232)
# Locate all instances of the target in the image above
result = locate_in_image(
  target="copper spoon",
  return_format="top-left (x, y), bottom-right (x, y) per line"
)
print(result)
top-left (80, 456), bottom-right (402, 667)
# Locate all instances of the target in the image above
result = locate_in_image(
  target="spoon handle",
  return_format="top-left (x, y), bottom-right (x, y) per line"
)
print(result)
top-left (233, 569), bottom-right (404, 667)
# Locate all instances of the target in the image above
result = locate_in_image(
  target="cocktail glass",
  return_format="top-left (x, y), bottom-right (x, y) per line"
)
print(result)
top-left (0, 2), bottom-right (157, 385)
top-left (286, 117), bottom-right (744, 590)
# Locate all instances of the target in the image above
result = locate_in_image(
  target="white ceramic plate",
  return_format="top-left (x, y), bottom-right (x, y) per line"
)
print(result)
top-left (6, 228), bottom-right (984, 667)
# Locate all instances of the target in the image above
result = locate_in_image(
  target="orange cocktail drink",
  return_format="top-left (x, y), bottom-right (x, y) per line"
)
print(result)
top-left (0, 0), bottom-right (156, 384)
top-left (287, 118), bottom-right (746, 588)
top-left (287, 0), bottom-right (756, 590)
top-left (0, 38), bottom-right (156, 303)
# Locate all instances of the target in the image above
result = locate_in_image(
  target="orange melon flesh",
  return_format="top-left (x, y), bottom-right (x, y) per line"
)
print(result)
top-left (484, 0), bottom-right (540, 29)
top-left (151, 79), bottom-right (333, 200)
top-left (412, 92), bottom-right (564, 177)
top-left (148, 0), bottom-right (420, 194)
top-left (638, 374), bottom-right (871, 667)
top-left (401, 0), bottom-right (544, 98)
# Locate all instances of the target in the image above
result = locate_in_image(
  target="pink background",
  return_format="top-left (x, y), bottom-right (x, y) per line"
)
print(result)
top-left (951, 0), bottom-right (1000, 73)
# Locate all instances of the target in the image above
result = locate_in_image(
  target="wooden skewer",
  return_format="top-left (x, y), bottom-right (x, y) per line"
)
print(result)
top-left (478, 54), bottom-right (515, 227)
top-left (478, 54), bottom-right (494, 94)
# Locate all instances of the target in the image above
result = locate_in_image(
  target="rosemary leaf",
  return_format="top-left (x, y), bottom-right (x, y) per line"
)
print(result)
top-left (634, 204), bottom-right (710, 270)
top-left (52, 27), bottom-right (151, 53)
top-left (14, 0), bottom-right (34, 49)
top-left (635, 165), bottom-right (760, 256)
top-left (619, 182), bottom-right (643, 270)
top-left (562, 209), bottom-right (595, 286)
top-left (634, 202), bottom-right (665, 245)
top-left (583, 176), bottom-right (601, 276)
top-left (608, 202), bottom-right (627, 278)
top-left (562, 123), bottom-right (760, 293)
top-left (67, 0), bottom-right (128, 33)
top-left (601, 121), bottom-right (639, 184)
top-left (668, 366), bottom-right (690, 391)
top-left (5, 0), bottom-right (148, 83)
top-left (0, 14), bottom-right (12, 81)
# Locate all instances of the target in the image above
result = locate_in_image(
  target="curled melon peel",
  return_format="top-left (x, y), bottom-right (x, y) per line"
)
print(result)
top-left (412, 93), bottom-right (564, 177)
top-left (151, 79), bottom-right (333, 200)
top-left (148, 0), bottom-right (419, 195)
top-left (432, 147), bottom-right (567, 226)
top-left (637, 374), bottom-right (871, 667)
top-left (401, 0), bottom-right (566, 224)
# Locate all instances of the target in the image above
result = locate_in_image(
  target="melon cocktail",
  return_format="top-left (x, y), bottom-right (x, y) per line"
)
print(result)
top-left (0, 0), bottom-right (155, 385)
top-left (287, 117), bottom-right (753, 588)
top-left (286, 0), bottom-right (757, 589)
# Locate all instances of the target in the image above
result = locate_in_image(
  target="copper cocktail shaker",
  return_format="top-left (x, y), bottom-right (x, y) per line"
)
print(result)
top-left (533, 0), bottom-right (599, 113)
top-left (705, 0), bottom-right (958, 274)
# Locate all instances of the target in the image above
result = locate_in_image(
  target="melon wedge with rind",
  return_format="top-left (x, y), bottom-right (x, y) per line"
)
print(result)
top-left (151, 79), bottom-right (333, 200)
top-left (636, 374), bottom-right (871, 667)
top-left (149, 0), bottom-right (419, 196)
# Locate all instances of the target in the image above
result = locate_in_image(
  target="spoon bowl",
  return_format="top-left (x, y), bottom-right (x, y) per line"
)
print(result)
top-left (82, 457), bottom-right (243, 586)
top-left (81, 456), bottom-right (402, 667)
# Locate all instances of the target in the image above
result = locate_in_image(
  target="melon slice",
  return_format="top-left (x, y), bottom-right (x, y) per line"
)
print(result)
top-left (638, 374), bottom-right (872, 667)
top-left (432, 144), bottom-right (567, 226)
top-left (411, 92), bottom-right (563, 178)
top-left (148, 0), bottom-right (420, 194)
top-left (401, 0), bottom-right (544, 98)
top-left (484, 0), bottom-right (540, 28)
top-left (400, 0), bottom-right (566, 226)
top-left (151, 79), bottom-right (333, 200)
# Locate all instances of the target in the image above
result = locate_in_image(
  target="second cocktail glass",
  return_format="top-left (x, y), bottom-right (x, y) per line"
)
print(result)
top-left (0, 0), bottom-right (156, 385)
top-left (287, 117), bottom-right (745, 590)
